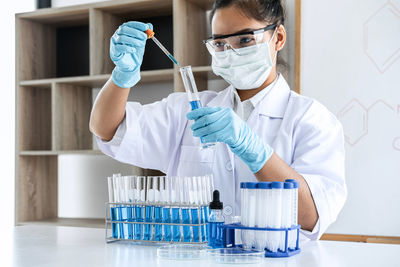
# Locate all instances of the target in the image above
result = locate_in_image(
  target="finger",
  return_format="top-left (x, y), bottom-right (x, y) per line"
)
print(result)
top-left (201, 132), bottom-right (221, 143)
top-left (186, 107), bottom-right (222, 120)
top-left (192, 116), bottom-right (230, 137)
top-left (117, 25), bottom-right (148, 41)
top-left (147, 23), bottom-right (153, 30)
top-left (113, 34), bottom-right (144, 48)
top-left (122, 21), bottom-right (149, 31)
top-left (191, 108), bottom-right (228, 130)
top-left (112, 44), bottom-right (137, 55)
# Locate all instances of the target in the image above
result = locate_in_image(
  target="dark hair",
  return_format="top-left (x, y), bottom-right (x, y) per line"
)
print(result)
top-left (210, 0), bottom-right (286, 26)
top-left (210, 0), bottom-right (288, 69)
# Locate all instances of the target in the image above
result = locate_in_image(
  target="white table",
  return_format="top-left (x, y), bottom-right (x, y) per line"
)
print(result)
top-left (11, 225), bottom-right (400, 267)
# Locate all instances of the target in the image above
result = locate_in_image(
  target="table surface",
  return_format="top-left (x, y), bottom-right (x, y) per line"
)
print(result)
top-left (11, 225), bottom-right (400, 267)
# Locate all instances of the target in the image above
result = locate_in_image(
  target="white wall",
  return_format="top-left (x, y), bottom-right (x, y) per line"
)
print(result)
top-left (302, 0), bottom-right (400, 236)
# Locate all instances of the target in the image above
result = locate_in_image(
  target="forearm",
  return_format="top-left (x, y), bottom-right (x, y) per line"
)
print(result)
top-left (89, 77), bottom-right (130, 141)
top-left (254, 152), bottom-right (319, 231)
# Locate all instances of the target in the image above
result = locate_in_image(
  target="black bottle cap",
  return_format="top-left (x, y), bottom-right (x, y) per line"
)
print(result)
top-left (209, 190), bottom-right (223, 210)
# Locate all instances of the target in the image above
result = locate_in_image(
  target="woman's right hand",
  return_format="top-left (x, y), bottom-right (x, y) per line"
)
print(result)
top-left (110, 21), bottom-right (152, 88)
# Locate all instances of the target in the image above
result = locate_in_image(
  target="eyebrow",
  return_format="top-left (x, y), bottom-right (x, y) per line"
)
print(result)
top-left (212, 28), bottom-right (255, 38)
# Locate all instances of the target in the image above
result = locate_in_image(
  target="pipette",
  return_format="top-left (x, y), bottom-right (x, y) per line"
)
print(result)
top-left (145, 28), bottom-right (179, 66)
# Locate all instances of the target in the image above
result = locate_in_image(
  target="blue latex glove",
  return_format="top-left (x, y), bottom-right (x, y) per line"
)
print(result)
top-left (110, 21), bottom-right (153, 88)
top-left (187, 107), bottom-right (274, 173)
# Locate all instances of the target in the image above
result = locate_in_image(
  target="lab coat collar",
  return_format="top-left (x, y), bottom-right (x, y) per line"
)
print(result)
top-left (257, 74), bottom-right (291, 118)
top-left (207, 74), bottom-right (291, 119)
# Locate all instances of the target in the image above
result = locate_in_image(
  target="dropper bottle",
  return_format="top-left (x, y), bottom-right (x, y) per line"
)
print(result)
top-left (207, 190), bottom-right (225, 248)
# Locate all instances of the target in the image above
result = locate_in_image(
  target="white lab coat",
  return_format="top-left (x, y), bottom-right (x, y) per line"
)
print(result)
top-left (96, 74), bottom-right (347, 240)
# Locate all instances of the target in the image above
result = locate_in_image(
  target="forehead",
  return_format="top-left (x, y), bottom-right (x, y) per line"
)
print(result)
top-left (211, 6), bottom-right (266, 35)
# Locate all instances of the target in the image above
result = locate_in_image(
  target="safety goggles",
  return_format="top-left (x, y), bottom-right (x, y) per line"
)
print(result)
top-left (203, 24), bottom-right (277, 56)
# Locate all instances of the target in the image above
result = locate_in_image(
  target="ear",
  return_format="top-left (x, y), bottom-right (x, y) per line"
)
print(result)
top-left (275, 24), bottom-right (286, 52)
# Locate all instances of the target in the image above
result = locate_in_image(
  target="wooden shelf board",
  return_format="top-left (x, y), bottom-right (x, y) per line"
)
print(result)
top-left (17, 217), bottom-right (106, 229)
top-left (19, 69), bottom-right (175, 88)
top-left (191, 65), bottom-right (219, 79)
top-left (19, 150), bottom-right (103, 156)
top-left (187, 0), bottom-right (214, 10)
top-left (16, 0), bottom-right (173, 23)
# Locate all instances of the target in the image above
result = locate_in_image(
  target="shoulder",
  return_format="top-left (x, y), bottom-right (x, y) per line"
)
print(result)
top-left (287, 90), bottom-right (342, 132)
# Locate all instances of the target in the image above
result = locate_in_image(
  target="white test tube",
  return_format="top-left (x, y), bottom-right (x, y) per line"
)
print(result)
top-left (240, 182), bottom-right (247, 248)
top-left (285, 179), bottom-right (299, 249)
top-left (269, 182), bottom-right (283, 252)
top-left (255, 182), bottom-right (270, 251)
top-left (254, 183), bottom-right (263, 251)
top-left (281, 182), bottom-right (294, 251)
top-left (242, 182), bottom-right (257, 250)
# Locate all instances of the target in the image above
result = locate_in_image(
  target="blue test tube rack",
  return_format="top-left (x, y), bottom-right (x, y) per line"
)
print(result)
top-left (105, 202), bottom-right (207, 244)
top-left (218, 223), bottom-right (301, 258)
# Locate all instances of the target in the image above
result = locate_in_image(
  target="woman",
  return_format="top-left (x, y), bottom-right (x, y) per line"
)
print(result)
top-left (89, 0), bottom-right (346, 240)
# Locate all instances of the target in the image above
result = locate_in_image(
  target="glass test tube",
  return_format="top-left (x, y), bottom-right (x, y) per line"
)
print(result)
top-left (189, 177), bottom-right (201, 242)
top-left (112, 174), bottom-right (124, 239)
top-left (134, 176), bottom-right (146, 240)
top-left (108, 176), bottom-right (118, 239)
top-left (179, 65), bottom-right (215, 149)
top-left (144, 176), bottom-right (156, 241)
top-left (161, 176), bottom-right (172, 241)
top-left (122, 176), bottom-right (133, 240)
top-left (171, 176), bottom-right (182, 242)
top-left (181, 177), bottom-right (192, 242)
top-left (127, 176), bottom-right (137, 240)
top-left (153, 176), bottom-right (163, 241)
top-left (197, 176), bottom-right (206, 242)
top-left (204, 174), bottom-right (214, 239)
top-left (120, 176), bottom-right (130, 239)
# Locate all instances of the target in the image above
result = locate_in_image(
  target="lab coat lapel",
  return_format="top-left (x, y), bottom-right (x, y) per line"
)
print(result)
top-left (257, 75), bottom-right (291, 119)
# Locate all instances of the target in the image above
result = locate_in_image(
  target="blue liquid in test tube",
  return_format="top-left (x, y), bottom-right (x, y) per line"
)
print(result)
top-left (191, 208), bottom-right (200, 242)
top-left (182, 208), bottom-right (191, 242)
top-left (172, 207), bottom-right (181, 242)
top-left (162, 207), bottom-right (172, 241)
top-left (135, 205), bottom-right (143, 240)
top-left (144, 206), bottom-right (154, 240)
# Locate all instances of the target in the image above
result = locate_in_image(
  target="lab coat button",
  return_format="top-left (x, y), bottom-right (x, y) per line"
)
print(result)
top-left (225, 161), bottom-right (232, 171)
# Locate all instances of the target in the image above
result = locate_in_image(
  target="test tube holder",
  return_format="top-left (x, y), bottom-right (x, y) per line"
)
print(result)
top-left (105, 202), bottom-right (208, 245)
top-left (220, 223), bottom-right (301, 257)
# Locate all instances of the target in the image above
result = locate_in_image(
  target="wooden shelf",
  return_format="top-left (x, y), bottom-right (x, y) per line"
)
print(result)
top-left (19, 69), bottom-right (175, 88)
top-left (17, 217), bottom-right (105, 229)
top-left (16, 0), bottom-right (214, 229)
top-left (19, 150), bottom-right (103, 156)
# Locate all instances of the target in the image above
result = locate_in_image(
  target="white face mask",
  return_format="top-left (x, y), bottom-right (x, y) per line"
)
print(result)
top-left (211, 29), bottom-right (277, 90)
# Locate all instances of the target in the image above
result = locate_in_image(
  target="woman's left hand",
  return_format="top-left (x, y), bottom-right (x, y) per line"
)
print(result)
top-left (186, 107), bottom-right (274, 173)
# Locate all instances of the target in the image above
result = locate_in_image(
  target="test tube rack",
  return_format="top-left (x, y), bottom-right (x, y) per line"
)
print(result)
top-left (105, 202), bottom-right (208, 244)
top-left (220, 223), bottom-right (301, 258)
